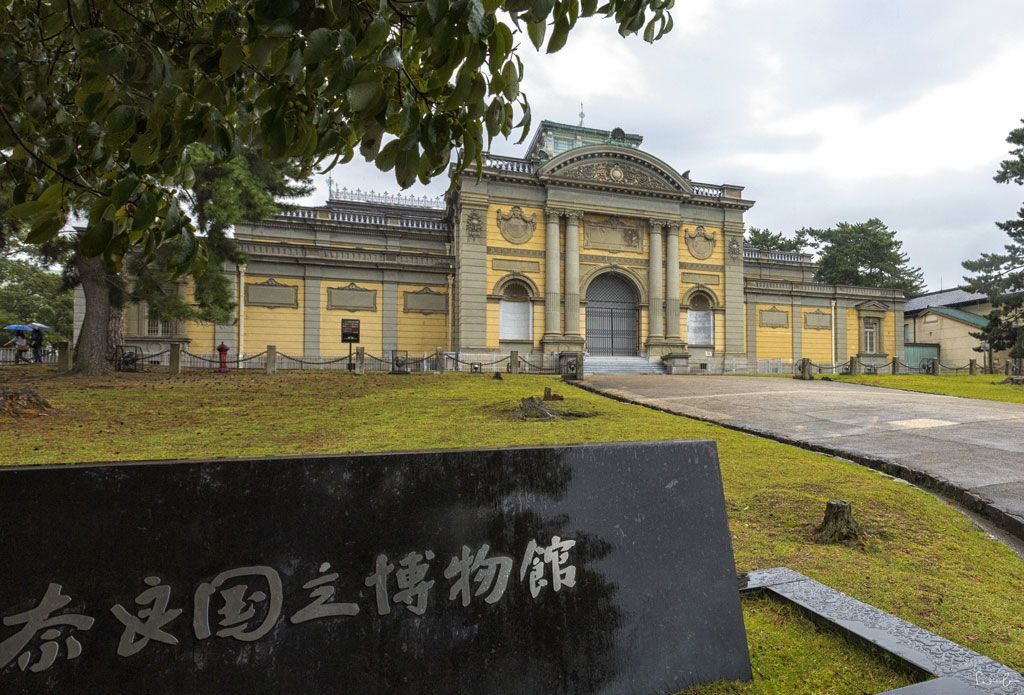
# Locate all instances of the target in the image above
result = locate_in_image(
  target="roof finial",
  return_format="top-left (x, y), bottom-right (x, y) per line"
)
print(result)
top-left (578, 102), bottom-right (585, 127)
top-left (327, 176), bottom-right (334, 199)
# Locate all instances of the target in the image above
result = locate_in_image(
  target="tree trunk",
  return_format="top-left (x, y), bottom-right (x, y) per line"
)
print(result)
top-left (813, 499), bottom-right (863, 544)
top-left (107, 300), bottom-right (124, 353)
top-left (73, 254), bottom-right (114, 375)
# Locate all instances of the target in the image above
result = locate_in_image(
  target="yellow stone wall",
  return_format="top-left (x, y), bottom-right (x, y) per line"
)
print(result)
top-left (320, 280), bottom-right (383, 356)
top-left (398, 283), bottom-right (448, 354)
top-left (800, 308), bottom-right (833, 363)
top-left (181, 280), bottom-right (216, 353)
top-left (755, 304), bottom-right (794, 360)
top-left (846, 308), bottom-right (859, 357)
top-left (243, 276), bottom-right (304, 355)
top-left (485, 203), bottom-right (546, 348)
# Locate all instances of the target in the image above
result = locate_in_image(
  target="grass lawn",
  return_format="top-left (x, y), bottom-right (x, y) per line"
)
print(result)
top-left (825, 373), bottom-right (1024, 403)
top-left (3, 366), bottom-right (1023, 693)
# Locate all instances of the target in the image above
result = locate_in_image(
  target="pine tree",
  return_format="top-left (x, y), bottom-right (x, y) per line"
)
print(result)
top-left (962, 120), bottom-right (1024, 363)
top-left (801, 219), bottom-right (926, 295)
top-left (745, 227), bottom-right (807, 253)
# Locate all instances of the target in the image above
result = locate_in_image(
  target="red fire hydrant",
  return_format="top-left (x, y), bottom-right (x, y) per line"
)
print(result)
top-left (217, 342), bottom-right (229, 373)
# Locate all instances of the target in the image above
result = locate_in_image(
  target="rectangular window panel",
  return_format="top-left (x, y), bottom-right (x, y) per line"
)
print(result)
top-left (863, 319), bottom-right (878, 354)
top-left (687, 310), bottom-right (714, 346)
top-left (500, 301), bottom-right (532, 341)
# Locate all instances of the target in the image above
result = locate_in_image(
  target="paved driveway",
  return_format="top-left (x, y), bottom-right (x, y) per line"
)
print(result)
top-left (584, 375), bottom-right (1024, 537)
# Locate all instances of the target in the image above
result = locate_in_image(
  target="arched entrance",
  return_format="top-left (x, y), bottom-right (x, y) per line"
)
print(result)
top-left (585, 273), bottom-right (640, 355)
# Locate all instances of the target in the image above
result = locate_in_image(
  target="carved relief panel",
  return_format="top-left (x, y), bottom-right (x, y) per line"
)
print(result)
top-left (245, 278), bottom-right (298, 308)
top-left (583, 215), bottom-right (644, 253)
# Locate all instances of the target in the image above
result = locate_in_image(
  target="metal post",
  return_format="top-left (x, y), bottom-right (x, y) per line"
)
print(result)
top-left (169, 343), bottom-right (182, 376)
top-left (509, 350), bottom-right (520, 374)
top-left (355, 347), bottom-right (365, 375)
top-left (266, 345), bottom-right (277, 374)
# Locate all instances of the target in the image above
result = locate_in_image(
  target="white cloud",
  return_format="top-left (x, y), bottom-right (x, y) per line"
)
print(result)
top-left (733, 42), bottom-right (1024, 182)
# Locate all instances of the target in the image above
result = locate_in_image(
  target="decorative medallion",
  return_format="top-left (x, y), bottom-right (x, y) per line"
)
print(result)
top-left (465, 210), bottom-right (483, 243)
top-left (685, 226), bottom-right (717, 260)
top-left (728, 237), bottom-right (742, 261)
top-left (557, 160), bottom-right (673, 191)
top-left (496, 206), bottom-right (537, 245)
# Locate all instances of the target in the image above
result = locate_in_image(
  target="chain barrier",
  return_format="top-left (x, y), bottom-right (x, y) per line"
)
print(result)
top-left (517, 356), bottom-right (557, 372)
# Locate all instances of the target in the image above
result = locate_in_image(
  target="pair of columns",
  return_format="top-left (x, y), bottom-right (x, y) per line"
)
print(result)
top-left (543, 209), bottom-right (582, 339)
top-left (648, 219), bottom-right (682, 341)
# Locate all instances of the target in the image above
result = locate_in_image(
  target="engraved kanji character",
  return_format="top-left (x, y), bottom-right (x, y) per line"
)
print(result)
top-left (193, 566), bottom-right (282, 642)
top-left (111, 576), bottom-right (182, 657)
top-left (290, 563), bottom-right (360, 624)
top-left (444, 544), bottom-right (513, 606)
top-left (0, 583), bottom-right (94, 673)
top-left (394, 551), bottom-right (435, 615)
top-left (364, 551), bottom-right (436, 616)
top-left (520, 536), bottom-right (577, 598)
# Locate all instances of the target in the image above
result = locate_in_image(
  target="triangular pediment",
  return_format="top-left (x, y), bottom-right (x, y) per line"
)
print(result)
top-left (538, 145), bottom-right (692, 195)
top-left (856, 300), bottom-right (890, 311)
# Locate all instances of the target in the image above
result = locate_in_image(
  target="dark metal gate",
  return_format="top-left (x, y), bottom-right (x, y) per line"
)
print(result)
top-left (585, 274), bottom-right (639, 356)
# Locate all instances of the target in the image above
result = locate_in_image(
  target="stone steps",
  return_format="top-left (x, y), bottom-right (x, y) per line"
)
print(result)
top-left (584, 356), bottom-right (667, 375)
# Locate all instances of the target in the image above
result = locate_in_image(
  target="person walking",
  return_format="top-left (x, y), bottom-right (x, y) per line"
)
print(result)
top-left (30, 328), bottom-right (44, 364)
top-left (5, 331), bottom-right (30, 364)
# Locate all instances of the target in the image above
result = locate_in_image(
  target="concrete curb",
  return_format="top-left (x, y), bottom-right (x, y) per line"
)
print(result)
top-left (572, 380), bottom-right (1024, 544)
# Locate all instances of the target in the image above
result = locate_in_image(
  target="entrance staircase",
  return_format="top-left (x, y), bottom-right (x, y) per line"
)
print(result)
top-left (583, 356), bottom-right (667, 375)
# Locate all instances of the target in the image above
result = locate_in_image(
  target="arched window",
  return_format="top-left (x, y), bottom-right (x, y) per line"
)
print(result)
top-left (687, 292), bottom-right (714, 347)
top-left (499, 281), bottom-right (533, 341)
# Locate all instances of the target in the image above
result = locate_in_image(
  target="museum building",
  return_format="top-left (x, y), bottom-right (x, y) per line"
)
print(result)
top-left (82, 120), bottom-right (906, 371)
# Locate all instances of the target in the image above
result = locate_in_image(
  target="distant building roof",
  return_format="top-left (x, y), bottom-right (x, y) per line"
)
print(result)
top-left (904, 288), bottom-right (988, 313)
top-left (525, 120), bottom-right (643, 160)
top-left (920, 306), bottom-right (989, 328)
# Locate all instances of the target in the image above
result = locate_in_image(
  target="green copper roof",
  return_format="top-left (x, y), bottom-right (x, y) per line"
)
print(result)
top-left (923, 306), bottom-right (989, 328)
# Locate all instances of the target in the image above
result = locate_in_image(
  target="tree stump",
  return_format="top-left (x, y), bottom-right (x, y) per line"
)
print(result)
top-left (813, 499), bottom-right (863, 544)
top-left (542, 387), bottom-right (564, 401)
top-left (520, 396), bottom-right (558, 420)
top-left (1, 388), bottom-right (52, 418)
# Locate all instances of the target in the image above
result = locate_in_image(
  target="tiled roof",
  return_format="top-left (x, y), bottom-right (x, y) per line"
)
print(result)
top-left (922, 306), bottom-right (989, 328)
top-left (904, 288), bottom-right (987, 312)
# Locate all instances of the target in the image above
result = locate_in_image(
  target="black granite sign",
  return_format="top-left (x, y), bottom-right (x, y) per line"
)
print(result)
top-left (0, 441), bottom-right (751, 693)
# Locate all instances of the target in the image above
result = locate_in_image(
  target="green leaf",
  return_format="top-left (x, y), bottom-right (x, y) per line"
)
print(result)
top-left (303, 27), bottom-right (335, 64)
top-left (375, 140), bottom-right (400, 171)
top-left (2, 200), bottom-right (50, 221)
top-left (527, 20), bottom-right (546, 49)
top-left (359, 17), bottom-right (389, 54)
top-left (219, 39), bottom-right (245, 75)
top-left (547, 16), bottom-right (570, 53)
top-left (395, 147), bottom-right (419, 188)
top-left (347, 74), bottom-right (383, 112)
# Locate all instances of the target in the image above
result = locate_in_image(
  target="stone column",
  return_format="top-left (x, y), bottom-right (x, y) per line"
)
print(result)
top-left (665, 222), bottom-right (681, 340)
top-left (563, 211), bottom-right (581, 337)
top-left (265, 345), bottom-right (277, 374)
top-left (543, 208), bottom-right (562, 338)
top-left (169, 343), bottom-right (182, 376)
top-left (647, 220), bottom-right (664, 340)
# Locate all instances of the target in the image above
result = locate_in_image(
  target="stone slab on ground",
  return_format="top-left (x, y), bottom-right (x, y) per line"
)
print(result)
top-left (583, 375), bottom-right (1024, 540)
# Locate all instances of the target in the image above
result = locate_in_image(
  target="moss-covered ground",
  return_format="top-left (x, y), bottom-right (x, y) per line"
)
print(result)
top-left (3, 366), bottom-right (1022, 693)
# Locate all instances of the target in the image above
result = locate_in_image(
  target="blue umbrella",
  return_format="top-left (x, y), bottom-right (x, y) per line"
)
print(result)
top-left (3, 324), bottom-right (34, 332)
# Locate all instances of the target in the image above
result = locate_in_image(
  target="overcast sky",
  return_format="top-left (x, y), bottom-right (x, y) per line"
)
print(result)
top-left (304, 0), bottom-right (1024, 293)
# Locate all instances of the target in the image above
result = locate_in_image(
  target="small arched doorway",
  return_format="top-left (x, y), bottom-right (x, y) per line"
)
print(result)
top-left (585, 273), bottom-right (640, 355)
